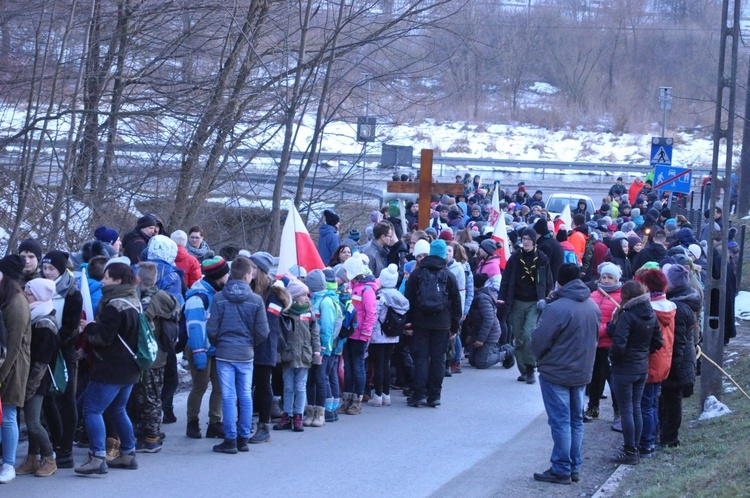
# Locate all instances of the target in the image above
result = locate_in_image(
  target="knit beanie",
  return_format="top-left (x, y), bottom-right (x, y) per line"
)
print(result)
top-left (323, 209), bottom-right (340, 226)
top-left (379, 264), bottom-right (399, 289)
top-left (170, 230), bottom-right (188, 247)
top-left (439, 229), bottom-right (454, 241)
top-left (202, 256), bottom-right (229, 281)
top-left (289, 264), bottom-right (307, 279)
top-left (665, 263), bottom-right (690, 289)
top-left (18, 238), bottom-right (43, 261)
top-left (343, 256), bottom-right (365, 281)
top-left (0, 254), bottom-right (25, 281)
top-left (598, 262), bottom-right (622, 281)
top-left (370, 211), bottom-right (381, 224)
top-left (306, 269), bottom-right (327, 293)
top-left (250, 251), bottom-right (274, 274)
top-left (556, 229), bottom-right (568, 243)
top-left (641, 269), bottom-right (668, 293)
top-left (688, 244), bottom-right (702, 260)
top-left (26, 278), bottom-right (56, 302)
top-left (94, 226), bottom-right (120, 245)
top-left (104, 256), bottom-right (131, 270)
top-left (532, 217), bottom-right (549, 236)
top-left (333, 264), bottom-right (348, 283)
top-left (557, 263), bottom-right (581, 286)
top-left (136, 214), bottom-right (158, 230)
top-left (42, 250), bottom-right (69, 276)
top-left (404, 260), bottom-right (416, 274)
top-left (388, 201), bottom-right (400, 218)
top-left (286, 277), bottom-right (309, 298)
top-left (348, 229), bottom-right (361, 241)
top-left (522, 227), bottom-right (538, 243)
top-left (429, 240), bottom-right (447, 259)
top-left (665, 218), bottom-right (677, 231)
top-left (147, 235), bottom-right (178, 264)
top-left (480, 239), bottom-right (497, 256)
top-left (413, 239), bottom-right (430, 258)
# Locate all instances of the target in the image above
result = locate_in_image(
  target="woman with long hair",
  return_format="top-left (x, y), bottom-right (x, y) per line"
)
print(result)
top-left (327, 245), bottom-right (352, 267)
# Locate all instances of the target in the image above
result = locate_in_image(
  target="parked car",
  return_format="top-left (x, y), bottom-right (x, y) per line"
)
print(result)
top-left (545, 194), bottom-right (595, 219)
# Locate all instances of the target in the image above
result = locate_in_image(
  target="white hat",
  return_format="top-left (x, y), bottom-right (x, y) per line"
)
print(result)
top-left (379, 264), bottom-right (399, 289)
top-left (598, 262), bottom-right (622, 281)
top-left (413, 239), bottom-right (430, 257)
top-left (104, 256), bottom-right (131, 270)
top-left (343, 256), bottom-right (366, 281)
top-left (688, 244), bottom-right (702, 260)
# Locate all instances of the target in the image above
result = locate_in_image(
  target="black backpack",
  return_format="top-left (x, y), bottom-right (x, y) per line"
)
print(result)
top-left (417, 268), bottom-right (450, 314)
top-left (380, 305), bottom-right (407, 337)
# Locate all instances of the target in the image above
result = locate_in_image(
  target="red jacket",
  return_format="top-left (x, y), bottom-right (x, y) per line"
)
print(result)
top-left (591, 287), bottom-right (621, 349)
top-left (174, 246), bottom-right (202, 288)
top-left (648, 297), bottom-right (676, 383)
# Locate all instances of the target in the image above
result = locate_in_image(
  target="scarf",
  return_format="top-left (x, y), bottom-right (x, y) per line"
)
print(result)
top-left (99, 283), bottom-right (139, 313)
top-left (186, 241), bottom-right (212, 260)
top-left (288, 301), bottom-right (311, 316)
top-left (520, 248), bottom-right (538, 285)
top-left (30, 300), bottom-right (55, 322)
top-left (650, 291), bottom-right (665, 299)
top-left (597, 282), bottom-right (622, 294)
top-left (51, 271), bottom-right (77, 329)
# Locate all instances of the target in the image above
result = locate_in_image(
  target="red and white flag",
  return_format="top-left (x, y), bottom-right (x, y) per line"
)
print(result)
top-left (488, 188), bottom-right (500, 227)
top-left (80, 266), bottom-right (95, 320)
top-left (561, 203), bottom-right (572, 231)
top-left (277, 202), bottom-right (325, 277)
top-left (491, 209), bottom-right (511, 271)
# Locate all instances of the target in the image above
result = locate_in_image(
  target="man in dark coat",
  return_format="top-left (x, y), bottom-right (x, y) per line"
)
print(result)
top-left (533, 218), bottom-right (564, 282)
top-left (499, 227), bottom-right (553, 384)
top-left (531, 264), bottom-right (600, 485)
top-left (632, 229), bottom-right (668, 272)
top-left (122, 215), bottom-right (158, 264)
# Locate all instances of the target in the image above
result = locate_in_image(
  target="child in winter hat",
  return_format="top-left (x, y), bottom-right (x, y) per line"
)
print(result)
top-left (343, 256), bottom-right (366, 281)
top-left (665, 264), bottom-right (690, 290)
top-left (429, 239), bottom-right (447, 259)
top-left (250, 251), bottom-right (274, 275)
top-left (147, 234), bottom-right (178, 264)
top-left (305, 269), bottom-right (327, 293)
top-left (285, 277), bottom-right (310, 298)
top-left (42, 250), bottom-right (70, 277)
top-left (201, 256), bottom-right (230, 282)
top-left (379, 264), bottom-right (399, 289)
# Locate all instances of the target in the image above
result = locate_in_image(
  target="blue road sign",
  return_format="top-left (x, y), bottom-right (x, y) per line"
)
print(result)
top-left (653, 165), bottom-right (692, 194)
top-left (650, 143), bottom-right (672, 167)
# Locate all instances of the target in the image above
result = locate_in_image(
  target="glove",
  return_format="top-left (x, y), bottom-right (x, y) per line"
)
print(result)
top-left (312, 353), bottom-right (323, 366)
top-left (537, 299), bottom-right (547, 311)
top-left (192, 351), bottom-right (207, 370)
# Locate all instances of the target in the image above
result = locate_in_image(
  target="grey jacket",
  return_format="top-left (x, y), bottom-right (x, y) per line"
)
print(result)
top-left (207, 279), bottom-right (269, 362)
top-left (371, 288), bottom-right (410, 344)
top-left (469, 286), bottom-right (501, 346)
top-left (530, 280), bottom-right (600, 387)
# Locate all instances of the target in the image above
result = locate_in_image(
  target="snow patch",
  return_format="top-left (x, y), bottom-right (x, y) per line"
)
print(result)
top-left (529, 82), bottom-right (558, 94)
top-left (736, 291), bottom-right (750, 320)
top-left (698, 395), bottom-right (732, 420)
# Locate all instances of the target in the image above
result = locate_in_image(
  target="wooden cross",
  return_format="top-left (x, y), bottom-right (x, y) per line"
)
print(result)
top-left (386, 149), bottom-right (465, 229)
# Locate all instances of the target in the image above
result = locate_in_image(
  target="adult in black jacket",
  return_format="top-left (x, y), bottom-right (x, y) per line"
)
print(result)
top-left (607, 237), bottom-right (633, 281)
top-left (404, 240), bottom-right (462, 407)
top-left (466, 274), bottom-right (504, 369)
top-left (662, 264), bottom-right (700, 448)
top-left (533, 218), bottom-right (564, 282)
top-left (709, 237), bottom-right (738, 345)
top-left (607, 281), bottom-right (661, 465)
top-left (122, 215), bottom-right (158, 264)
top-left (499, 227), bottom-right (553, 384)
top-left (76, 262), bottom-right (141, 475)
top-left (631, 229), bottom-right (668, 272)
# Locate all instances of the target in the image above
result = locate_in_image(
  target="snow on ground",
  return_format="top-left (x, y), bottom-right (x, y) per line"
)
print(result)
top-left (699, 395), bottom-right (732, 420)
top-left (736, 291), bottom-right (750, 320)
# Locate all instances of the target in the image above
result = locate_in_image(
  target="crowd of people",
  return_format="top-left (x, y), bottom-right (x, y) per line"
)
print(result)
top-left (0, 173), bottom-right (740, 486)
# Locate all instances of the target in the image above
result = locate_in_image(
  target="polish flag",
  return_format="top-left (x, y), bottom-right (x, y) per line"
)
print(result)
top-left (491, 209), bottom-right (510, 271)
top-left (79, 266), bottom-right (95, 320)
top-left (561, 203), bottom-right (573, 232)
top-left (277, 202), bottom-right (325, 276)
top-left (488, 188), bottom-right (500, 227)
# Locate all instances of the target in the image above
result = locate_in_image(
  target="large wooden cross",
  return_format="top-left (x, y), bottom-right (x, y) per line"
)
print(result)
top-left (386, 149), bottom-right (465, 229)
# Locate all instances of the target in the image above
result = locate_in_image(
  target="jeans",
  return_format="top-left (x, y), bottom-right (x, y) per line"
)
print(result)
top-left (611, 372), bottom-right (647, 448)
top-left (343, 339), bottom-right (368, 395)
top-left (369, 343), bottom-right (395, 396)
top-left (185, 348), bottom-right (222, 424)
top-left (253, 364), bottom-right (274, 424)
top-left (25, 394), bottom-right (54, 457)
top-left (539, 377), bottom-right (586, 476)
top-left (660, 384), bottom-right (684, 445)
top-left (216, 359), bottom-right (254, 440)
top-left (282, 367), bottom-right (308, 415)
top-left (640, 382), bottom-right (660, 449)
top-left (1, 404), bottom-right (19, 465)
top-left (453, 335), bottom-right (463, 362)
top-left (83, 381), bottom-right (136, 457)
top-left (411, 328), bottom-right (449, 401)
top-left (468, 342), bottom-right (502, 369)
top-left (508, 300), bottom-right (539, 374)
top-left (326, 355), bottom-right (340, 399)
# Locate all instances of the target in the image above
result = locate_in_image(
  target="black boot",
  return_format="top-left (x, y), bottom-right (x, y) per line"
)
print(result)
top-left (213, 439), bottom-right (238, 454)
top-left (205, 421), bottom-right (225, 439)
top-left (162, 407), bottom-right (177, 424)
top-left (236, 437), bottom-right (249, 452)
top-left (186, 420), bottom-right (202, 439)
top-left (525, 364), bottom-right (536, 384)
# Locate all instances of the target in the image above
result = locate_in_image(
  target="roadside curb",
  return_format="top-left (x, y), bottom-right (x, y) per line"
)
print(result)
top-left (592, 464), bottom-right (633, 497)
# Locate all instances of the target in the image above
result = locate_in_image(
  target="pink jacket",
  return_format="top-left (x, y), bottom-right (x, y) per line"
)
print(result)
top-left (591, 287), bottom-right (621, 349)
top-left (476, 255), bottom-right (501, 279)
top-left (350, 279), bottom-right (378, 342)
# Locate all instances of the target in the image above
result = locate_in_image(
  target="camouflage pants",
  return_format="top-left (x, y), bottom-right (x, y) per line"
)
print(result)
top-left (135, 367), bottom-right (164, 439)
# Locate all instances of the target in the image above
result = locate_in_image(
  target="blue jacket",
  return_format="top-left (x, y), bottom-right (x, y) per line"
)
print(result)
top-left (312, 286), bottom-right (340, 356)
top-left (185, 279), bottom-right (217, 356)
top-left (207, 279), bottom-right (269, 362)
top-left (254, 283), bottom-right (291, 367)
top-left (318, 224), bottom-right (340, 264)
top-left (151, 259), bottom-right (185, 306)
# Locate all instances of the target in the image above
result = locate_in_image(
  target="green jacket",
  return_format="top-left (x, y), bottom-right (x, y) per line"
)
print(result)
top-left (0, 292), bottom-right (32, 407)
top-left (141, 287), bottom-right (181, 369)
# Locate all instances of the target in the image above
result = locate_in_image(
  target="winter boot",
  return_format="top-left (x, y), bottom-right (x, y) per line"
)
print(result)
top-left (205, 421), bottom-right (225, 439)
top-left (186, 419), bottom-right (202, 439)
top-left (249, 423), bottom-right (270, 443)
top-left (273, 413), bottom-right (292, 431)
top-left (338, 393), bottom-right (353, 414)
top-left (15, 455), bottom-right (40, 475)
top-left (368, 394), bottom-right (383, 407)
top-left (236, 437), bottom-right (249, 452)
top-left (213, 439), bottom-right (238, 454)
top-left (525, 364), bottom-right (536, 384)
top-left (302, 405), bottom-right (315, 427)
top-left (292, 413), bottom-right (304, 432)
top-left (345, 395), bottom-right (363, 415)
top-left (162, 407), bottom-right (177, 424)
top-left (75, 453), bottom-right (108, 475)
top-left (105, 437), bottom-right (121, 461)
top-left (611, 445), bottom-right (639, 465)
top-left (108, 451), bottom-right (138, 470)
top-left (271, 396), bottom-right (283, 419)
top-left (311, 406), bottom-right (326, 427)
top-left (35, 456), bottom-right (57, 477)
top-left (56, 451), bottom-right (74, 469)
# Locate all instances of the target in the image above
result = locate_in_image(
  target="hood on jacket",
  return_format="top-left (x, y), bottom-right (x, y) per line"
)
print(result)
top-left (476, 285), bottom-right (498, 301)
top-left (379, 287), bottom-right (410, 314)
top-left (667, 285), bottom-right (702, 312)
top-left (222, 279), bottom-right (253, 303)
top-left (148, 235), bottom-right (178, 264)
top-left (555, 279), bottom-right (591, 303)
top-left (622, 293), bottom-right (654, 320)
top-left (319, 223), bottom-right (338, 236)
top-left (269, 282), bottom-right (292, 312)
top-left (419, 254), bottom-right (448, 271)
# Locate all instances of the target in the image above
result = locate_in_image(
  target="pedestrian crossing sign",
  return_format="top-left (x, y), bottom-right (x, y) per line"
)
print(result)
top-left (650, 144), bottom-right (672, 166)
